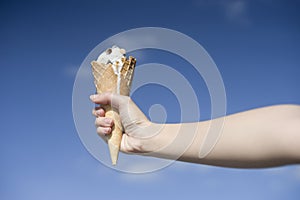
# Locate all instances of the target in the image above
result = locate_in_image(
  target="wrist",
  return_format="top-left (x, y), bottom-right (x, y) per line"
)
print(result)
top-left (139, 122), bottom-right (166, 154)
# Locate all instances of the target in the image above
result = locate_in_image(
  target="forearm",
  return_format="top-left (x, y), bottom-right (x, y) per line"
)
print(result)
top-left (142, 105), bottom-right (300, 168)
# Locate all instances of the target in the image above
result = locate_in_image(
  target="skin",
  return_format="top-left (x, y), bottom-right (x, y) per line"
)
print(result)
top-left (90, 93), bottom-right (300, 168)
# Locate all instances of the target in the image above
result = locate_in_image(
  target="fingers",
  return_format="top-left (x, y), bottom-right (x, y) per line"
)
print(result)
top-left (95, 117), bottom-right (114, 127)
top-left (92, 107), bottom-right (105, 117)
top-left (90, 93), bottom-right (112, 105)
top-left (95, 118), bottom-right (113, 138)
top-left (96, 126), bottom-right (112, 137)
top-left (97, 129), bottom-right (109, 144)
top-left (94, 113), bottom-right (114, 137)
top-left (89, 92), bottom-right (126, 109)
top-left (92, 106), bottom-right (114, 137)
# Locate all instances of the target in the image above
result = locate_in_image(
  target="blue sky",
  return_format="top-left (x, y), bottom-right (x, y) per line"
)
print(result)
top-left (1, 0), bottom-right (300, 199)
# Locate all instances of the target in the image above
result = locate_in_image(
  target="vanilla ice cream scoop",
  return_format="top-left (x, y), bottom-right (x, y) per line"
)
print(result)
top-left (97, 45), bottom-right (126, 64)
top-left (97, 46), bottom-right (127, 94)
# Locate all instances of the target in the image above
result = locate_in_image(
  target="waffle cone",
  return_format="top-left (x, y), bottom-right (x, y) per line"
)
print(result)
top-left (91, 56), bottom-right (136, 165)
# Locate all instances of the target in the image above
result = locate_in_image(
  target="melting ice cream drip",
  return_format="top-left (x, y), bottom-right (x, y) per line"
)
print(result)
top-left (112, 60), bottom-right (123, 94)
top-left (97, 46), bottom-right (126, 94)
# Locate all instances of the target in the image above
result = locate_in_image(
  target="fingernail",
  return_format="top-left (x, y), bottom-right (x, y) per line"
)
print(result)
top-left (96, 110), bottom-right (102, 115)
top-left (105, 127), bottom-right (111, 134)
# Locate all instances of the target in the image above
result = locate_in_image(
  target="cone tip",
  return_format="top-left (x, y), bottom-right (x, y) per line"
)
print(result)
top-left (108, 141), bottom-right (120, 165)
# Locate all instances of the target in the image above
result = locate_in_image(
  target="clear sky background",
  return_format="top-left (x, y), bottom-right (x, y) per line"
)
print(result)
top-left (1, 0), bottom-right (300, 199)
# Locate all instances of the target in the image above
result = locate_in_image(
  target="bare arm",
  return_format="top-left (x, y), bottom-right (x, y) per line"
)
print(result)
top-left (91, 94), bottom-right (300, 168)
top-left (147, 105), bottom-right (300, 168)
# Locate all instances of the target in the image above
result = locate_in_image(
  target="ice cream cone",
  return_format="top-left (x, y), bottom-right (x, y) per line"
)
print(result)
top-left (91, 55), bottom-right (136, 165)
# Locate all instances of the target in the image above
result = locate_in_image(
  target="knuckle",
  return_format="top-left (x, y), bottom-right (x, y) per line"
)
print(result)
top-left (103, 92), bottom-right (112, 99)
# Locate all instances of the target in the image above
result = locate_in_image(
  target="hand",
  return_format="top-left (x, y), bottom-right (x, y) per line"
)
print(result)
top-left (90, 93), bottom-right (159, 154)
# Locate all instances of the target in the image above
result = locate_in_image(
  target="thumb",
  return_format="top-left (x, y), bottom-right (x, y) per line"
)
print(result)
top-left (89, 92), bottom-right (123, 109)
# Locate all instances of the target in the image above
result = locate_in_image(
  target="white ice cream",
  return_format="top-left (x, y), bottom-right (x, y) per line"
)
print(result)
top-left (97, 45), bottom-right (126, 94)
